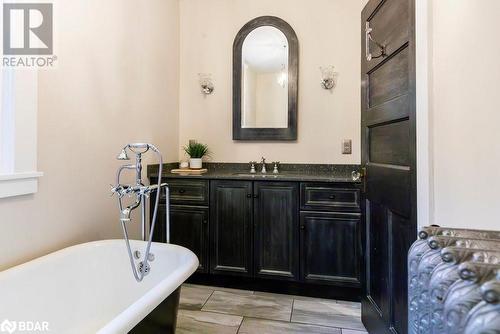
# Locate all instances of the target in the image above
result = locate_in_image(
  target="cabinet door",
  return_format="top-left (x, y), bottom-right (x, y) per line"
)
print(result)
top-left (300, 211), bottom-right (360, 286)
top-left (254, 182), bottom-right (299, 281)
top-left (169, 206), bottom-right (209, 273)
top-left (151, 203), bottom-right (167, 243)
top-left (210, 180), bottom-right (253, 276)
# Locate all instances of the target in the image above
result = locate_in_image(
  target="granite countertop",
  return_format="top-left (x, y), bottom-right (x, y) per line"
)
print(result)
top-left (147, 163), bottom-right (362, 183)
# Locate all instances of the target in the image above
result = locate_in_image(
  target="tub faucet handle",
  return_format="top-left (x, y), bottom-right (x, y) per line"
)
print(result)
top-left (120, 208), bottom-right (132, 222)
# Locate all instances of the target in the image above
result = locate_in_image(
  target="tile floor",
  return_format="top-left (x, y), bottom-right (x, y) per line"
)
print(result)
top-left (176, 284), bottom-right (368, 334)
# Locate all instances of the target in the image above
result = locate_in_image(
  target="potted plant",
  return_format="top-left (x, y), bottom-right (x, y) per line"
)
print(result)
top-left (183, 141), bottom-right (210, 169)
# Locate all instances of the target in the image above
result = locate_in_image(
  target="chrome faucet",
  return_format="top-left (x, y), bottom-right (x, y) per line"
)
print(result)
top-left (260, 157), bottom-right (267, 173)
top-left (249, 161), bottom-right (257, 174)
top-left (272, 161), bottom-right (280, 174)
top-left (112, 143), bottom-right (169, 282)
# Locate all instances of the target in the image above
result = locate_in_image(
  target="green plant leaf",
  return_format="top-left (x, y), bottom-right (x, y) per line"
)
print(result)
top-left (183, 141), bottom-right (210, 159)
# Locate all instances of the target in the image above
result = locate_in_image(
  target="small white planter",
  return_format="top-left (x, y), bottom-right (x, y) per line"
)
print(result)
top-left (189, 158), bottom-right (203, 169)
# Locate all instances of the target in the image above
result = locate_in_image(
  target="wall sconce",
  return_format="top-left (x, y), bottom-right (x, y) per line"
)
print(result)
top-left (198, 73), bottom-right (214, 95)
top-left (320, 66), bottom-right (336, 90)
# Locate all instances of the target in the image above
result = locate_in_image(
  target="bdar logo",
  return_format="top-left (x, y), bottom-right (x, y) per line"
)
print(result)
top-left (3, 3), bottom-right (53, 55)
top-left (0, 319), bottom-right (17, 334)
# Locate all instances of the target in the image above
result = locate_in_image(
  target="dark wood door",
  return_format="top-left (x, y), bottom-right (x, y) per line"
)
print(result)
top-left (254, 182), bottom-right (299, 280)
top-left (300, 212), bottom-right (361, 286)
top-left (361, 0), bottom-right (416, 333)
top-left (210, 180), bottom-right (253, 276)
top-left (170, 206), bottom-right (209, 273)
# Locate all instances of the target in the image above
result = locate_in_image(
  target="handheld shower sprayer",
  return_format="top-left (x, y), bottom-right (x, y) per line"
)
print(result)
top-left (111, 143), bottom-right (170, 282)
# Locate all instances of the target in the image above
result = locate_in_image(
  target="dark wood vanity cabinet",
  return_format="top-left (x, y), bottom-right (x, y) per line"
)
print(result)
top-left (209, 180), bottom-right (299, 280)
top-left (170, 206), bottom-right (209, 273)
top-left (253, 182), bottom-right (299, 281)
top-left (210, 180), bottom-right (253, 276)
top-left (151, 177), bottom-right (361, 297)
top-left (150, 179), bottom-right (210, 273)
top-left (300, 211), bottom-right (360, 286)
top-left (299, 183), bottom-right (361, 286)
top-left (300, 183), bottom-right (361, 212)
top-left (168, 179), bottom-right (209, 206)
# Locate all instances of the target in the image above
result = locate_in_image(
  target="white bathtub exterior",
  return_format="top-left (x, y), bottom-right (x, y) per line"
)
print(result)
top-left (0, 240), bottom-right (198, 333)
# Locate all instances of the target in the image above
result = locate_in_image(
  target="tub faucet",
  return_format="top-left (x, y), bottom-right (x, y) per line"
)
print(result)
top-left (112, 143), bottom-right (169, 283)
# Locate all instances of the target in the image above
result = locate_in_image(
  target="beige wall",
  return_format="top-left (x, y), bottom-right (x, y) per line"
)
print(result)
top-left (0, 0), bottom-right (180, 270)
top-left (178, 0), bottom-right (367, 163)
top-left (429, 0), bottom-right (500, 229)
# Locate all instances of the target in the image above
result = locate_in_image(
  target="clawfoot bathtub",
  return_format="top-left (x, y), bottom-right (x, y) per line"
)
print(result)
top-left (0, 240), bottom-right (198, 333)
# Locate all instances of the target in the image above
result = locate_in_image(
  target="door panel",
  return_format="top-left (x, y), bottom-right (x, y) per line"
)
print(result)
top-left (367, 202), bottom-right (390, 322)
top-left (364, 0), bottom-right (410, 72)
top-left (170, 206), bottom-right (209, 273)
top-left (368, 47), bottom-right (410, 108)
top-left (254, 182), bottom-right (299, 280)
top-left (210, 180), bottom-right (253, 276)
top-left (369, 120), bottom-right (410, 166)
top-left (361, 0), bottom-right (416, 333)
top-left (366, 95), bottom-right (409, 126)
top-left (300, 212), bottom-right (360, 285)
top-left (366, 164), bottom-right (411, 217)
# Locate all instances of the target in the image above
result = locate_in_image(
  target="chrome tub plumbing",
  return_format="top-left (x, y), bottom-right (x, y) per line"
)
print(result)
top-left (111, 143), bottom-right (169, 282)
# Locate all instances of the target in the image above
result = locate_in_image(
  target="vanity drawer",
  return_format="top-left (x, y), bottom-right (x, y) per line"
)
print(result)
top-left (165, 179), bottom-right (209, 206)
top-left (300, 183), bottom-right (360, 212)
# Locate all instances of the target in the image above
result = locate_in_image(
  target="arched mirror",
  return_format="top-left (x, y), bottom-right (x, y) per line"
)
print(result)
top-left (233, 16), bottom-right (298, 141)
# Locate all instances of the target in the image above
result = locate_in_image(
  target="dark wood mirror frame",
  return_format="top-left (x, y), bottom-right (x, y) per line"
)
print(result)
top-left (233, 16), bottom-right (299, 141)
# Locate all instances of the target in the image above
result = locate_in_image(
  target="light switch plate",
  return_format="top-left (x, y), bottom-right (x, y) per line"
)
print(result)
top-left (342, 139), bottom-right (352, 154)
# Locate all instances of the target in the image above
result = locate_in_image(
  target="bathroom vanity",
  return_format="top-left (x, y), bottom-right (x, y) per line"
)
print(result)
top-left (148, 164), bottom-right (363, 300)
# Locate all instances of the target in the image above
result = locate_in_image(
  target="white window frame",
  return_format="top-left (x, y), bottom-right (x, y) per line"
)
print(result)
top-left (0, 69), bottom-right (43, 199)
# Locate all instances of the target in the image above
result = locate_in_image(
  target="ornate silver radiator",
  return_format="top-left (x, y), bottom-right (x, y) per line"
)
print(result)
top-left (408, 226), bottom-right (500, 334)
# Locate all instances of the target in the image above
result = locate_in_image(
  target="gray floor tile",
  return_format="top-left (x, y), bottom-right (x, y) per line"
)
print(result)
top-left (182, 283), bottom-right (211, 289)
top-left (238, 317), bottom-right (341, 334)
top-left (202, 290), bottom-right (293, 321)
top-left (254, 291), bottom-right (336, 303)
top-left (180, 284), bottom-right (214, 310)
top-left (336, 300), bottom-right (361, 309)
top-left (176, 309), bottom-right (242, 334)
top-left (184, 283), bottom-right (254, 295)
top-left (292, 299), bottom-right (365, 331)
top-left (212, 286), bottom-right (255, 295)
top-left (341, 329), bottom-right (368, 334)
top-left (255, 291), bottom-right (361, 306)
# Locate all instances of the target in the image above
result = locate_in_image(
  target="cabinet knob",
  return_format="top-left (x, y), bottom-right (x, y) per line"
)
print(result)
top-left (329, 195), bottom-right (336, 200)
top-left (246, 194), bottom-right (252, 198)
top-left (179, 189), bottom-right (186, 194)
top-left (203, 220), bottom-right (208, 225)
top-left (300, 225), bottom-right (305, 230)
top-left (253, 194), bottom-right (259, 199)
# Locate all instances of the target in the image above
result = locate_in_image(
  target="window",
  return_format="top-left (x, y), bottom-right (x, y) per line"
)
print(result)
top-left (0, 69), bottom-right (43, 198)
top-left (1, 69), bottom-right (14, 173)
